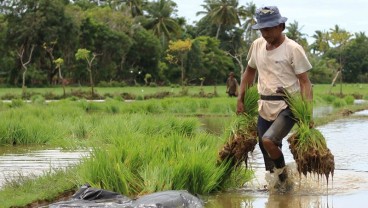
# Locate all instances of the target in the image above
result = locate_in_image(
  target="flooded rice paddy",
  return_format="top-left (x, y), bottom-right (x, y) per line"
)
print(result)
top-left (0, 147), bottom-right (88, 189)
top-left (204, 109), bottom-right (368, 208)
top-left (0, 109), bottom-right (367, 208)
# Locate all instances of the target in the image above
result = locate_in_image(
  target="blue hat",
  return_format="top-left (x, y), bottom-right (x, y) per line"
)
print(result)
top-left (252, 6), bottom-right (288, 30)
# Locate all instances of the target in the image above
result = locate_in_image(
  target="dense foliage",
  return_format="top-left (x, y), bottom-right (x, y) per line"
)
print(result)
top-left (0, 0), bottom-right (367, 88)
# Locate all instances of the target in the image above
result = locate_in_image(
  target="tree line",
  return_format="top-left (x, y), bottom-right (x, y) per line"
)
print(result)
top-left (0, 0), bottom-right (367, 89)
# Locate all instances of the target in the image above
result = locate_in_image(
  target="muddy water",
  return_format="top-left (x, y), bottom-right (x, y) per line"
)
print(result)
top-left (0, 147), bottom-right (88, 188)
top-left (203, 109), bottom-right (368, 208)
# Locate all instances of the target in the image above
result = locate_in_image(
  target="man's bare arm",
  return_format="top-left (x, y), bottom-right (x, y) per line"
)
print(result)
top-left (237, 66), bottom-right (257, 113)
top-left (297, 72), bottom-right (313, 101)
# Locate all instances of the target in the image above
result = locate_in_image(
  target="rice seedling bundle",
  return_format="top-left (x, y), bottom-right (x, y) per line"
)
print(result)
top-left (218, 86), bottom-right (259, 167)
top-left (286, 94), bottom-right (335, 180)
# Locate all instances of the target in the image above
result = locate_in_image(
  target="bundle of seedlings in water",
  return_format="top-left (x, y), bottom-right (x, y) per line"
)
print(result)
top-left (286, 93), bottom-right (335, 181)
top-left (218, 86), bottom-right (259, 167)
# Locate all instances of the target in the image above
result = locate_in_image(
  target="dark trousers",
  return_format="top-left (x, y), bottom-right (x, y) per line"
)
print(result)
top-left (257, 108), bottom-right (295, 172)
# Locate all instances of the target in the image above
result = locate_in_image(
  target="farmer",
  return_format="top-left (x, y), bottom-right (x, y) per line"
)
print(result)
top-left (236, 6), bottom-right (313, 186)
top-left (226, 72), bottom-right (239, 97)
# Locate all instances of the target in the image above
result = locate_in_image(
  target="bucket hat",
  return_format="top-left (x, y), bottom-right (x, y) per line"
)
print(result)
top-left (252, 6), bottom-right (287, 30)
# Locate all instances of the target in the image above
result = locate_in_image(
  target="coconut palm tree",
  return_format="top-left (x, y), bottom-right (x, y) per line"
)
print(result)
top-left (143, 0), bottom-right (181, 47)
top-left (241, 1), bottom-right (258, 45)
top-left (286, 20), bottom-right (308, 48)
top-left (201, 0), bottom-right (244, 39)
top-left (122, 0), bottom-right (144, 17)
top-left (310, 30), bottom-right (330, 55)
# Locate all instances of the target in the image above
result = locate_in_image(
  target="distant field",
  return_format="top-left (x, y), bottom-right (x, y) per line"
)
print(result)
top-left (0, 84), bottom-right (367, 99)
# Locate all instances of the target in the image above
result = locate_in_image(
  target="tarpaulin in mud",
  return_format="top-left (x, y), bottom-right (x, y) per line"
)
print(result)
top-left (48, 184), bottom-right (204, 208)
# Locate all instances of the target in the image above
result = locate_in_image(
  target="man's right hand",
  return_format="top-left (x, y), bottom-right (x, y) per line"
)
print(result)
top-left (236, 100), bottom-right (244, 115)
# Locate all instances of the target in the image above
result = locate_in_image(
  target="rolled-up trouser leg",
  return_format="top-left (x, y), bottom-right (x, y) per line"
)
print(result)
top-left (258, 108), bottom-right (295, 172)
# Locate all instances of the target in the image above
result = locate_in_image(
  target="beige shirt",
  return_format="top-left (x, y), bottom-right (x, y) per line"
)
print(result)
top-left (247, 36), bottom-right (312, 121)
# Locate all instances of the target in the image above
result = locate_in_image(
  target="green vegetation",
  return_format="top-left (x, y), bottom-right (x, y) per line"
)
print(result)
top-left (287, 95), bottom-right (334, 180)
top-left (0, 1), bottom-right (367, 91)
top-left (0, 97), bottom-right (252, 206)
top-left (0, 168), bottom-right (77, 208)
top-left (0, 84), bottom-right (367, 206)
top-left (218, 86), bottom-right (259, 166)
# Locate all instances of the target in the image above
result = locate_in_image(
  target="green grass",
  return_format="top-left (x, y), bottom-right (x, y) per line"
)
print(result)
top-left (0, 168), bottom-right (78, 207)
top-left (1, 83), bottom-right (366, 100)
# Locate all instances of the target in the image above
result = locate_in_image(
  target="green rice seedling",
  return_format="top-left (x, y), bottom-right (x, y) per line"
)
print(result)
top-left (104, 98), bottom-right (121, 114)
top-left (333, 98), bottom-right (347, 108)
top-left (0, 167), bottom-right (77, 208)
top-left (343, 95), bottom-right (355, 105)
top-left (9, 99), bottom-right (24, 108)
top-left (242, 86), bottom-right (259, 118)
top-left (144, 101), bottom-right (164, 113)
top-left (286, 94), bottom-right (335, 181)
top-left (113, 95), bottom-right (124, 101)
top-left (321, 94), bottom-right (336, 104)
top-left (135, 95), bottom-right (144, 100)
top-left (0, 113), bottom-right (54, 145)
top-left (199, 99), bottom-right (210, 109)
top-left (31, 94), bottom-right (45, 105)
top-left (78, 99), bottom-right (101, 113)
top-left (77, 117), bottom-right (251, 196)
top-left (218, 86), bottom-right (259, 167)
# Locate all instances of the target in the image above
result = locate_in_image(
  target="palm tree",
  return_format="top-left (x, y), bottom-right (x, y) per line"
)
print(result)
top-left (241, 1), bottom-right (258, 45)
top-left (201, 0), bottom-right (244, 39)
top-left (311, 30), bottom-right (330, 55)
top-left (143, 0), bottom-right (181, 47)
top-left (286, 20), bottom-right (308, 48)
top-left (122, 0), bottom-right (144, 17)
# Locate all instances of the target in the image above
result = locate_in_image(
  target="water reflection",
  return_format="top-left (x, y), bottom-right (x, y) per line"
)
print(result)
top-left (313, 106), bottom-right (334, 118)
top-left (0, 147), bottom-right (88, 188)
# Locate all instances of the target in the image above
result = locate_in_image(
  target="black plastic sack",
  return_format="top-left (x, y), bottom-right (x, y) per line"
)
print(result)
top-left (48, 184), bottom-right (203, 208)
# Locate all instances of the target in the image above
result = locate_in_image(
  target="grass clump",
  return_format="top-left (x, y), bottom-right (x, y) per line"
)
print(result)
top-left (286, 94), bottom-right (335, 181)
top-left (0, 168), bottom-right (77, 208)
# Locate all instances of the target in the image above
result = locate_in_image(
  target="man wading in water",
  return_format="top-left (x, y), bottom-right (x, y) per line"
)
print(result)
top-left (236, 6), bottom-right (313, 191)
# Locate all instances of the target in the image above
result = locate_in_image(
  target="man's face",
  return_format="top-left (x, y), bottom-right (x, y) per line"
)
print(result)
top-left (260, 24), bottom-right (283, 44)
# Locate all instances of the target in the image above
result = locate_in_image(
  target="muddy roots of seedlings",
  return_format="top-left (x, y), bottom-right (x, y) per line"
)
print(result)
top-left (218, 129), bottom-right (258, 168)
top-left (288, 132), bottom-right (335, 181)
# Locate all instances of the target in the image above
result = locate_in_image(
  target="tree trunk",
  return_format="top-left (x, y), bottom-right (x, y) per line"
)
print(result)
top-left (216, 24), bottom-right (222, 39)
top-left (89, 68), bottom-right (94, 98)
top-left (328, 70), bottom-right (340, 94)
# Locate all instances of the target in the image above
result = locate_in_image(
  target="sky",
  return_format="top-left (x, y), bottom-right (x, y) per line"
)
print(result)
top-left (173, 0), bottom-right (368, 43)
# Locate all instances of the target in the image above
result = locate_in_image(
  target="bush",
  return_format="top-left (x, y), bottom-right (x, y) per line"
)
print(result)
top-left (149, 82), bottom-right (157, 87)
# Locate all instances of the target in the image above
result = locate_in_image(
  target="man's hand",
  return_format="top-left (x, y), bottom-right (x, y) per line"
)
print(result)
top-left (236, 99), bottom-right (244, 115)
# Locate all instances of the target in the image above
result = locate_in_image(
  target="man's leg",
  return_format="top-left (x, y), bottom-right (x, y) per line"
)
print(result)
top-left (257, 115), bottom-right (275, 172)
top-left (261, 108), bottom-right (295, 181)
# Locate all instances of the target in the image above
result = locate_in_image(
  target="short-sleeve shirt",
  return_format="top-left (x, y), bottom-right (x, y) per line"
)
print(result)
top-left (247, 36), bottom-right (312, 121)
